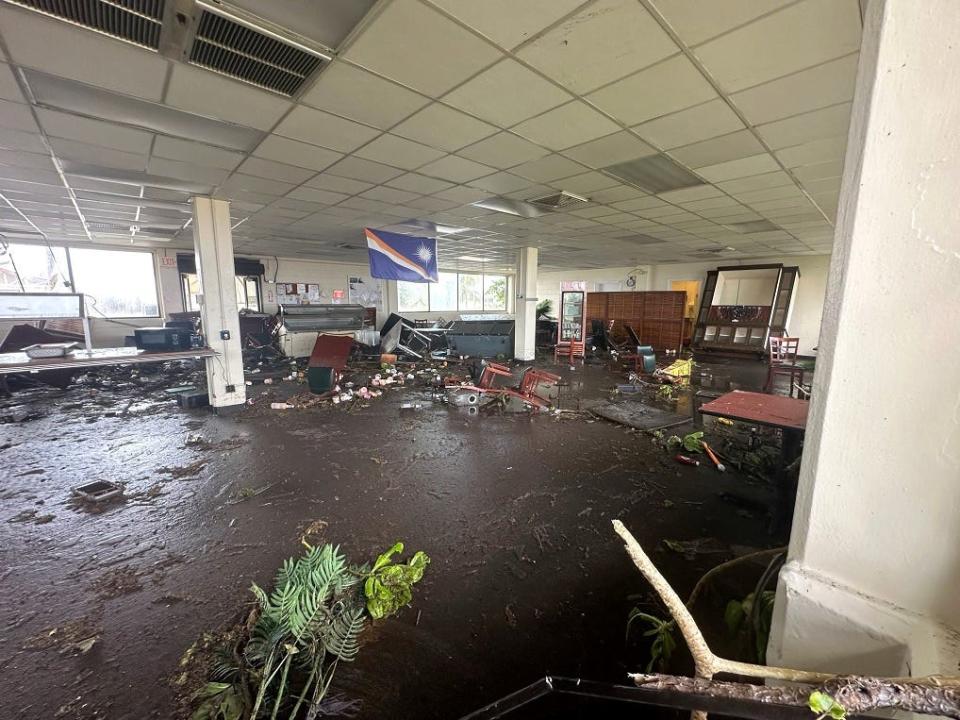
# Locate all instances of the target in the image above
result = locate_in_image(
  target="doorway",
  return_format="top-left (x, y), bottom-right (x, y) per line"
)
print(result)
top-left (670, 279), bottom-right (701, 344)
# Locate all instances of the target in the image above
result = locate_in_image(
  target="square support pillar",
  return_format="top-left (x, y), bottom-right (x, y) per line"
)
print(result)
top-left (514, 247), bottom-right (538, 361)
top-left (191, 197), bottom-right (245, 408)
top-left (768, 0), bottom-right (960, 677)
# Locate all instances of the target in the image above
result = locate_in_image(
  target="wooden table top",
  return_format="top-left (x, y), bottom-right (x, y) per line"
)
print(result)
top-left (698, 390), bottom-right (809, 431)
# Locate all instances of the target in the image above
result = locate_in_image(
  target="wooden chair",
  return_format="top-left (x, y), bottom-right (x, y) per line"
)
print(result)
top-left (764, 336), bottom-right (805, 396)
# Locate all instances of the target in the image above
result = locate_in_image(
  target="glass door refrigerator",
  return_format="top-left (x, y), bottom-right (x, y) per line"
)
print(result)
top-left (557, 290), bottom-right (586, 358)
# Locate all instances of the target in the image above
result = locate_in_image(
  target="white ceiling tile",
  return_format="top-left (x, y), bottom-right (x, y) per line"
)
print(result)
top-left (304, 173), bottom-right (374, 195)
top-left (755, 103), bottom-right (852, 150)
top-left (789, 159), bottom-right (845, 184)
top-left (517, 0), bottom-right (678, 93)
top-left (0, 62), bottom-right (24, 102)
top-left (512, 102), bottom-right (620, 151)
top-left (696, 153), bottom-right (780, 182)
top-left (656, 184), bottom-right (723, 203)
top-left (512, 154), bottom-right (584, 182)
top-left (392, 104), bottom-right (497, 152)
top-left (590, 184), bottom-right (646, 202)
top-left (325, 156), bottom-right (405, 184)
top-left (457, 132), bottom-right (549, 169)
top-left (0, 98), bottom-right (36, 132)
top-left (360, 186), bottom-right (422, 204)
top-left (443, 59), bottom-right (572, 127)
top-left (152, 136), bottom-right (244, 170)
top-left (563, 131), bottom-right (656, 169)
top-left (418, 154), bottom-right (494, 183)
top-left (558, 171), bottom-right (620, 194)
top-left (165, 65), bottom-right (290, 131)
top-left (429, 0), bottom-right (586, 50)
top-left (632, 98), bottom-right (744, 151)
top-left (353, 133), bottom-right (446, 170)
top-left (38, 108), bottom-right (153, 154)
top-left (407, 196), bottom-right (460, 212)
top-left (0, 5), bottom-right (167, 101)
top-left (274, 106), bottom-right (381, 153)
top-left (732, 185), bottom-right (806, 203)
top-left (730, 54), bottom-right (859, 125)
top-left (612, 196), bottom-right (665, 211)
top-left (432, 185), bottom-right (491, 203)
top-left (343, 0), bottom-right (502, 96)
top-left (50, 137), bottom-right (146, 171)
top-left (386, 173), bottom-right (454, 194)
top-left (669, 129), bottom-right (766, 168)
top-left (694, 0), bottom-right (861, 93)
top-left (252, 135), bottom-right (343, 172)
top-left (148, 157), bottom-right (230, 186)
top-left (715, 170), bottom-right (795, 194)
top-left (467, 171), bottom-right (532, 194)
top-left (221, 174), bottom-right (295, 197)
top-left (300, 61), bottom-right (429, 129)
top-left (774, 136), bottom-right (846, 168)
top-left (588, 55), bottom-right (716, 125)
top-left (235, 157), bottom-right (316, 184)
top-left (650, 0), bottom-right (793, 46)
top-left (798, 176), bottom-right (842, 196)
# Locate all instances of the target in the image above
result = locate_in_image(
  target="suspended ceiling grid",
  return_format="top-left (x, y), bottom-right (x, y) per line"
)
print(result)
top-left (0, 0), bottom-right (861, 273)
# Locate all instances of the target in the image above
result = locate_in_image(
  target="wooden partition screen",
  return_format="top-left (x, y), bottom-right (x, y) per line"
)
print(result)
top-left (586, 291), bottom-right (686, 351)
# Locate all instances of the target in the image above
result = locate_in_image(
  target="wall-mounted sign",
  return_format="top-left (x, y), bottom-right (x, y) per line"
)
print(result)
top-left (561, 280), bottom-right (587, 291)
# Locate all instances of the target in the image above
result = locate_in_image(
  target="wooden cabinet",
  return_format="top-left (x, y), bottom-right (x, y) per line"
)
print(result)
top-left (585, 291), bottom-right (685, 351)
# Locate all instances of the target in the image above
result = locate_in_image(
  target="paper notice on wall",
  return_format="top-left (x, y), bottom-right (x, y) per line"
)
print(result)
top-left (348, 276), bottom-right (384, 313)
top-left (277, 283), bottom-right (323, 305)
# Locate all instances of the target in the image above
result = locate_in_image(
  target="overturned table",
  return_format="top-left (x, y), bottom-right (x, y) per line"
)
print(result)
top-left (0, 346), bottom-right (217, 375)
top-left (698, 390), bottom-right (809, 532)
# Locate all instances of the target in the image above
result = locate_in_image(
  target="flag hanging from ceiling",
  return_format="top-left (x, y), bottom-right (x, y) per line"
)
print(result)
top-left (364, 228), bottom-right (438, 283)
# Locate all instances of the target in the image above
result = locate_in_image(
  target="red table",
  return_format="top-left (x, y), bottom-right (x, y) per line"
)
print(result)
top-left (698, 390), bottom-right (809, 532)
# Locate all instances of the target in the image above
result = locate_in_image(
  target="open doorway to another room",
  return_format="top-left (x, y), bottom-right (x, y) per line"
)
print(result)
top-left (670, 279), bottom-right (701, 346)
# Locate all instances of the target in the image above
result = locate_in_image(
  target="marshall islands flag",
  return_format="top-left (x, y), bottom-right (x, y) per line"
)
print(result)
top-left (365, 228), bottom-right (438, 283)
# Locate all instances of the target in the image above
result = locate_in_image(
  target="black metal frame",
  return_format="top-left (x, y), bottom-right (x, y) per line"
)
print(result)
top-left (458, 676), bottom-right (810, 720)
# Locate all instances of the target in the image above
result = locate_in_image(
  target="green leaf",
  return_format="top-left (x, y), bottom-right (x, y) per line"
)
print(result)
top-left (724, 599), bottom-right (745, 635)
top-left (364, 545), bottom-right (430, 619)
top-left (808, 691), bottom-right (846, 720)
top-left (682, 431), bottom-right (704, 453)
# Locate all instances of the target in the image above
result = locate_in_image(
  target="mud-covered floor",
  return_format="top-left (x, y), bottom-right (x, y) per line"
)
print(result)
top-left (0, 354), bottom-right (792, 719)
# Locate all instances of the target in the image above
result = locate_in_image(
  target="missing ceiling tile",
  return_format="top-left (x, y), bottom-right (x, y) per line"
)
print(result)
top-left (604, 154), bottom-right (706, 194)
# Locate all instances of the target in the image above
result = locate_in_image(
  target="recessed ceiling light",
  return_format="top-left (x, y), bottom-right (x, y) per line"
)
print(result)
top-left (458, 255), bottom-right (487, 262)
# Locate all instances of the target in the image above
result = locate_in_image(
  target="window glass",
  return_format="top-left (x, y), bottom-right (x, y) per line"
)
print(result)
top-left (182, 274), bottom-right (202, 311)
top-left (236, 276), bottom-right (261, 311)
top-left (429, 272), bottom-right (457, 311)
top-left (0, 243), bottom-right (70, 293)
top-left (71, 248), bottom-right (159, 317)
top-left (483, 275), bottom-right (507, 311)
top-left (458, 274), bottom-right (483, 311)
top-left (397, 281), bottom-right (429, 312)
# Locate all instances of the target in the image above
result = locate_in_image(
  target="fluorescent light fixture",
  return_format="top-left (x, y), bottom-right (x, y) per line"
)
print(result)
top-left (457, 255), bottom-right (487, 262)
top-left (24, 71), bottom-right (263, 151)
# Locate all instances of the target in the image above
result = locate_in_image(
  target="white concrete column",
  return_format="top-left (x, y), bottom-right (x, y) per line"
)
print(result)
top-left (514, 247), bottom-right (538, 361)
top-left (191, 197), bottom-right (246, 408)
top-left (768, 0), bottom-right (960, 678)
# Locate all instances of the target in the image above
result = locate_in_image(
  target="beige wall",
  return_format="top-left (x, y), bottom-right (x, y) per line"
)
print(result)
top-left (535, 265), bottom-right (652, 317)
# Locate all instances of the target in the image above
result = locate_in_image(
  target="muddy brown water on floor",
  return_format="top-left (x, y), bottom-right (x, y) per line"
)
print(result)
top-left (0, 357), bottom-right (786, 719)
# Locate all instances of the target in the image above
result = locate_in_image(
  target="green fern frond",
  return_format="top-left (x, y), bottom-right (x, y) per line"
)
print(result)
top-left (323, 606), bottom-right (365, 662)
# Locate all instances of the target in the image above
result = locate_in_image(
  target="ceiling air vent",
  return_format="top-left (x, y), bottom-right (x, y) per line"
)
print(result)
top-left (528, 190), bottom-right (589, 210)
top-left (189, 8), bottom-right (326, 96)
top-left (6, 0), bottom-right (164, 49)
top-left (604, 154), bottom-right (705, 194)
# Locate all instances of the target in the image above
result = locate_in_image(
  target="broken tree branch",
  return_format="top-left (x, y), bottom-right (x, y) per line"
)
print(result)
top-left (611, 519), bottom-right (960, 710)
top-left (685, 546), bottom-right (787, 610)
top-left (631, 674), bottom-right (960, 719)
